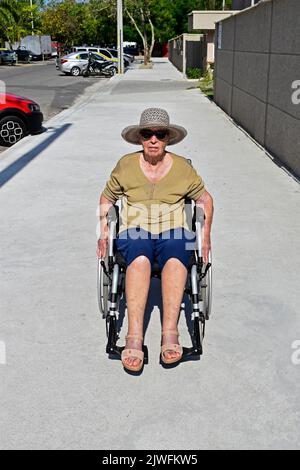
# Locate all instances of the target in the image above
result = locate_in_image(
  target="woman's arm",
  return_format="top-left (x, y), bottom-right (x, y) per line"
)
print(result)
top-left (97, 159), bottom-right (124, 258)
top-left (195, 190), bottom-right (214, 263)
top-left (96, 193), bottom-right (114, 259)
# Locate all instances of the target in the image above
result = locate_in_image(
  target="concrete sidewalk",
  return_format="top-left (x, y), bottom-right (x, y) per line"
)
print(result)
top-left (0, 58), bottom-right (299, 450)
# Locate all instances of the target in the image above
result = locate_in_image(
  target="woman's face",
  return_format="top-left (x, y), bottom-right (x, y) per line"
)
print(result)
top-left (140, 128), bottom-right (169, 161)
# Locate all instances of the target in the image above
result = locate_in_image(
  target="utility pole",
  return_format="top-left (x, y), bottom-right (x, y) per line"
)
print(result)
top-left (30, 0), bottom-right (34, 35)
top-left (117, 0), bottom-right (124, 74)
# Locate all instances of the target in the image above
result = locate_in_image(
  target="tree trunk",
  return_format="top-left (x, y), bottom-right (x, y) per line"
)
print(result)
top-left (148, 17), bottom-right (155, 62)
top-left (143, 33), bottom-right (148, 64)
top-left (125, 6), bottom-right (149, 64)
top-left (140, 7), bottom-right (148, 65)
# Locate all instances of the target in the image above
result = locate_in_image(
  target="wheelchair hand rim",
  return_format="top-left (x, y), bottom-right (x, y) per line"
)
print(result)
top-left (97, 257), bottom-right (109, 316)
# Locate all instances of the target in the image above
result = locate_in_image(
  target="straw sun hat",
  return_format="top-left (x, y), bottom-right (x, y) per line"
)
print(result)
top-left (121, 108), bottom-right (187, 145)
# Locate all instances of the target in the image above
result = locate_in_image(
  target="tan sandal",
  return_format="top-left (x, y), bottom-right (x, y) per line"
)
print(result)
top-left (121, 334), bottom-right (144, 372)
top-left (161, 329), bottom-right (183, 365)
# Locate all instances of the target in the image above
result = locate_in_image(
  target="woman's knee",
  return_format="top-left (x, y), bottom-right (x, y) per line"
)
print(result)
top-left (162, 257), bottom-right (188, 272)
top-left (128, 255), bottom-right (152, 269)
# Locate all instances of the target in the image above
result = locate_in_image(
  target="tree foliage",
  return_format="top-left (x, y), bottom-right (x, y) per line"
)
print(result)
top-left (0, 0), bottom-right (41, 46)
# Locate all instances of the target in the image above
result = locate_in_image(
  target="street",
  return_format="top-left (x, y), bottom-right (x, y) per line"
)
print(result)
top-left (0, 60), bottom-right (110, 152)
top-left (0, 58), bottom-right (299, 450)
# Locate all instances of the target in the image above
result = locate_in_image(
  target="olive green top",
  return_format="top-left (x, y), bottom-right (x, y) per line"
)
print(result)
top-left (102, 151), bottom-right (205, 234)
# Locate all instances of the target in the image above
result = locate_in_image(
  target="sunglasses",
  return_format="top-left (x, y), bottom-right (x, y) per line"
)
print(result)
top-left (140, 129), bottom-right (169, 140)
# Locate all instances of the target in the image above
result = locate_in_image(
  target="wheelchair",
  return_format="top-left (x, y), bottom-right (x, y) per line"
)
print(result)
top-left (97, 189), bottom-right (212, 365)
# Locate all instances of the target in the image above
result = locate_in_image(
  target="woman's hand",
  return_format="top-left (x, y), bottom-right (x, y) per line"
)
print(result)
top-left (202, 235), bottom-right (211, 264)
top-left (96, 237), bottom-right (108, 259)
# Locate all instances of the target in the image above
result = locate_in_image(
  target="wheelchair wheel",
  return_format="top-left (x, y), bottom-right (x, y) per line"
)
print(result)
top-left (201, 251), bottom-right (212, 320)
top-left (97, 254), bottom-right (109, 318)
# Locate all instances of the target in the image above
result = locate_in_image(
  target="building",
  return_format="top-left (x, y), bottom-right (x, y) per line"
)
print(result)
top-left (168, 34), bottom-right (207, 77)
top-left (188, 10), bottom-right (238, 65)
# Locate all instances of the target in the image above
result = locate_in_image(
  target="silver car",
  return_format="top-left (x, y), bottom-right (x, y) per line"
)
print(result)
top-left (59, 51), bottom-right (105, 76)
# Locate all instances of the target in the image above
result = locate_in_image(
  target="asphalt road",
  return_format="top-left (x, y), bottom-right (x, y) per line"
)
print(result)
top-left (0, 60), bottom-right (109, 152)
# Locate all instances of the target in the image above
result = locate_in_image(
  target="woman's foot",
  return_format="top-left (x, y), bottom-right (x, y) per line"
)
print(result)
top-left (161, 329), bottom-right (183, 364)
top-left (122, 334), bottom-right (144, 371)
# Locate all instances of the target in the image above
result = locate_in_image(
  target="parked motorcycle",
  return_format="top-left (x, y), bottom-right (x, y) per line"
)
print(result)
top-left (82, 53), bottom-right (117, 78)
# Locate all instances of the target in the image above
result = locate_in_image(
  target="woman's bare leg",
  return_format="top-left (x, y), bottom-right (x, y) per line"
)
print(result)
top-left (161, 258), bottom-right (187, 360)
top-left (124, 255), bottom-right (151, 368)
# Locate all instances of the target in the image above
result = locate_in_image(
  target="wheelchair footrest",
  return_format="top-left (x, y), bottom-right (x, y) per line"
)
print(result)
top-left (107, 344), bottom-right (149, 364)
top-left (181, 345), bottom-right (202, 360)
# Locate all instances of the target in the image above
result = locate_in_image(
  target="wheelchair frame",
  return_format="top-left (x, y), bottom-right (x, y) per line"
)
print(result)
top-left (97, 200), bottom-right (212, 364)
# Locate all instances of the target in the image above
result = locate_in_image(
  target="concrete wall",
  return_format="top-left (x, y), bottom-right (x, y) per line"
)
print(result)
top-left (169, 35), bottom-right (184, 73)
top-left (214, 0), bottom-right (300, 178)
top-left (188, 10), bottom-right (237, 31)
top-left (169, 34), bottom-right (207, 76)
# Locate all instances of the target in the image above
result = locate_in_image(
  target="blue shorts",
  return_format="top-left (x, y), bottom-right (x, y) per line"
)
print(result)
top-left (115, 228), bottom-right (196, 270)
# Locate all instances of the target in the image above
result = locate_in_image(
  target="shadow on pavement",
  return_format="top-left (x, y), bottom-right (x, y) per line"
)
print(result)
top-left (0, 123), bottom-right (72, 188)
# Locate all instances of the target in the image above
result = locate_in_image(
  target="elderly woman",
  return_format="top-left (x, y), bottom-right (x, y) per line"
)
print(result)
top-left (97, 108), bottom-right (213, 372)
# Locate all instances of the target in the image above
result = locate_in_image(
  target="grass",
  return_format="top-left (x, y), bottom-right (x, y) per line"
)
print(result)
top-left (198, 69), bottom-right (214, 99)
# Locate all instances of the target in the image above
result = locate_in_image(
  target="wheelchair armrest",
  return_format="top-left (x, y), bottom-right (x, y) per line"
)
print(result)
top-left (193, 205), bottom-right (205, 259)
top-left (107, 205), bottom-right (119, 224)
top-left (194, 206), bottom-right (205, 225)
top-left (107, 205), bottom-right (119, 258)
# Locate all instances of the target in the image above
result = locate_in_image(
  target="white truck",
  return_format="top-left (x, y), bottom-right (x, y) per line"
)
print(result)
top-left (7, 35), bottom-right (52, 60)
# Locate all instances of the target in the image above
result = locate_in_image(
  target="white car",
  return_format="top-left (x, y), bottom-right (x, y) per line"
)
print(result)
top-left (59, 51), bottom-right (116, 76)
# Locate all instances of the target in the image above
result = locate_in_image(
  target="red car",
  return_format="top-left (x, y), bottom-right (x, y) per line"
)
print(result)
top-left (0, 93), bottom-right (43, 146)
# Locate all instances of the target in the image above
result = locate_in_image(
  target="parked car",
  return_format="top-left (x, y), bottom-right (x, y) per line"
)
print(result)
top-left (72, 46), bottom-right (101, 53)
top-left (59, 51), bottom-right (117, 76)
top-left (0, 49), bottom-right (16, 65)
top-left (0, 93), bottom-right (43, 146)
top-left (14, 48), bottom-right (32, 63)
top-left (124, 45), bottom-right (139, 57)
top-left (99, 49), bottom-right (130, 67)
top-left (71, 46), bottom-right (128, 68)
top-left (97, 48), bottom-right (129, 67)
top-left (108, 48), bottom-right (134, 63)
